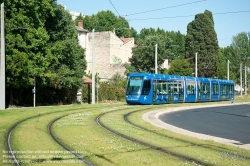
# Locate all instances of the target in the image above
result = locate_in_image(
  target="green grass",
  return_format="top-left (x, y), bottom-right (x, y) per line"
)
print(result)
top-left (0, 97), bottom-right (249, 165)
top-left (53, 105), bottom-right (184, 165)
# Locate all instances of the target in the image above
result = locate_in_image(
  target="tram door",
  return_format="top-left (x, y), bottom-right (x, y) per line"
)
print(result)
top-left (172, 81), bottom-right (184, 103)
top-left (198, 82), bottom-right (202, 101)
top-left (178, 81), bottom-right (184, 102)
top-left (153, 80), bottom-right (157, 103)
top-left (167, 81), bottom-right (172, 102)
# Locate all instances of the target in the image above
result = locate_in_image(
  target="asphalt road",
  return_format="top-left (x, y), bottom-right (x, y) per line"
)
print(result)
top-left (159, 104), bottom-right (250, 145)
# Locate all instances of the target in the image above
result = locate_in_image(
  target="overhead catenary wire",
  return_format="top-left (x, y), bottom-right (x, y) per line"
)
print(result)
top-left (108, 0), bottom-right (120, 16)
top-left (129, 10), bottom-right (250, 21)
top-left (123, 0), bottom-right (208, 16)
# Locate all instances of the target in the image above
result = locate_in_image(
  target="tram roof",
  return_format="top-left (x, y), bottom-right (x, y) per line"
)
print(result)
top-left (128, 73), bottom-right (234, 84)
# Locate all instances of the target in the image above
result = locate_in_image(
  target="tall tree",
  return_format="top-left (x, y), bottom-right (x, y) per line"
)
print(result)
top-left (45, 5), bottom-right (86, 89)
top-left (4, 0), bottom-right (56, 105)
top-left (221, 46), bottom-right (237, 82)
top-left (126, 28), bottom-right (186, 74)
top-left (3, 1), bottom-right (86, 105)
top-left (129, 34), bottom-right (173, 73)
top-left (167, 31), bottom-right (185, 59)
top-left (185, 10), bottom-right (219, 78)
top-left (216, 48), bottom-right (227, 79)
top-left (231, 32), bottom-right (250, 67)
top-left (137, 28), bottom-right (185, 60)
top-left (230, 32), bottom-right (250, 84)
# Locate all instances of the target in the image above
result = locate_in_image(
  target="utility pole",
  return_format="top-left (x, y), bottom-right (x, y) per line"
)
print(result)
top-left (92, 29), bottom-right (95, 104)
top-left (227, 60), bottom-right (230, 80)
top-left (33, 77), bottom-right (36, 107)
top-left (96, 76), bottom-right (99, 104)
top-left (195, 53), bottom-right (197, 77)
top-left (245, 66), bottom-right (247, 95)
top-left (155, 44), bottom-right (157, 74)
top-left (240, 63), bottom-right (242, 96)
top-left (0, 3), bottom-right (5, 110)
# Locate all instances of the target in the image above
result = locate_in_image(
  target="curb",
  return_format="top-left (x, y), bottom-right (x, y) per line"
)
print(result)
top-left (142, 103), bottom-right (250, 150)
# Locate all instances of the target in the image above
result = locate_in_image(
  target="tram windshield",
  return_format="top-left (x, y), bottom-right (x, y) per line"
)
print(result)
top-left (126, 76), bottom-right (143, 95)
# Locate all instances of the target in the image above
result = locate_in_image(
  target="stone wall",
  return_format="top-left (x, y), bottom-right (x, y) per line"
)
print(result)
top-left (84, 31), bottom-right (134, 81)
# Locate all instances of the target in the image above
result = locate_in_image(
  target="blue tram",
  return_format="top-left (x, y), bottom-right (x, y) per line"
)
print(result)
top-left (125, 73), bottom-right (234, 105)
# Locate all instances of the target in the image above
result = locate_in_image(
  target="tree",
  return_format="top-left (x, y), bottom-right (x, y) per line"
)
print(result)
top-left (45, 5), bottom-right (86, 89)
top-left (185, 10), bottom-right (219, 78)
top-left (136, 28), bottom-right (185, 60)
top-left (231, 32), bottom-right (250, 67)
top-left (130, 34), bottom-right (173, 73)
top-left (4, 0), bottom-right (56, 105)
top-left (82, 10), bottom-right (136, 38)
top-left (230, 32), bottom-right (250, 84)
top-left (222, 46), bottom-right (237, 82)
top-left (167, 31), bottom-right (185, 59)
top-left (216, 48), bottom-right (227, 79)
top-left (128, 27), bottom-right (186, 74)
top-left (168, 59), bottom-right (192, 76)
top-left (3, 1), bottom-right (86, 106)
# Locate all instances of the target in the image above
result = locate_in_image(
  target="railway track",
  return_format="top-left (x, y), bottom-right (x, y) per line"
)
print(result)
top-left (96, 108), bottom-right (208, 166)
top-left (6, 114), bottom-right (45, 166)
top-left (5, 107), bottom-right (99, 166)
top-left (6, 104), bottom-right (240, 165)
top-left (48, 114), bottom-right (94, 166)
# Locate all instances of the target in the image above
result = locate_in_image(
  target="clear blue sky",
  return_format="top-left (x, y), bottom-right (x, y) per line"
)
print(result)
top-left (57, 0), bottom-right (250, 48)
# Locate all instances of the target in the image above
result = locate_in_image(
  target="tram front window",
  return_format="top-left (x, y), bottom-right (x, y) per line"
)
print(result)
top-left (126, 76), bottom-right (143, 95)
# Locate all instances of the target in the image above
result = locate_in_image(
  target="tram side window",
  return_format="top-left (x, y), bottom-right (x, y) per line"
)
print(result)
top-left (157, 81), bottom-right (161, 94)
top-left (229, 85), bottom-right (234, 94)
top-left (199, 82), bottom-right (203, 94)
top-left (222, 84), bottom-right (227, 95)
top-left (156, 81), bottom-right (167, 95)
top-left (220, 84), bottom-right (226, 95)
top-left (205, 83), bottom-right (210, 94)
top-left (198, 82), bottom-right (202, 93)
top-left (212, 83), bottom-right (219, 94)
top-left (156, 81), bottom-right (160, 95)
top-left (141, 80), bottom-right (151, 95)
top-left (153, 80), bottom-right (157, 94)
top-left (200, 83), bottom-right (208, 94)
top-left (173, 81), bottom-right (183, 94)
top-left (187, 81), bottom-right (195, 94)
top-left (226, 85), bottom-right (228, 94)
top-left (163, 81), bottom-right (168, 94)
top-left (167, 81), bottom-right (172, 94)
top-left (224, 85), bottom-right (227, 94)
top-left (179, 81), bottom-right (183, 94)
top-left (200, 83), bottom-right (207, 94)
top-left (173, 81), bottom-right (178, 94)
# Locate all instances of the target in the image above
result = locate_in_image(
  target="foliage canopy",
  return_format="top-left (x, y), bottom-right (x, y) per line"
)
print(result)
top-left (185, 10), bottom-right (219, 78)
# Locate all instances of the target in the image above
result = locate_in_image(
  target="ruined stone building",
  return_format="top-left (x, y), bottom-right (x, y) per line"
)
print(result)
top-left (76, 20), bottom-right (134, 81)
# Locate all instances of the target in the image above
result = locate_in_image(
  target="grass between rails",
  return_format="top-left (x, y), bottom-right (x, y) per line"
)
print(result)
top-left (0, 105), bottom-right (76, 166)
top-left (10, 110), bottom-right (86, 165)
top-left (53, 105), bottom-right (185, 165)
top-left (53, 100), bottom-right (250, 166)
top-left (0, 97), bottom-right (249, 165)
top-left (0, 104), bottom-right (117, 166)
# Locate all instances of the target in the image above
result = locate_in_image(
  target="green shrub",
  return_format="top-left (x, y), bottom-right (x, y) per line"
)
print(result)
top-left (81, 82), bottom-right (126, 103)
